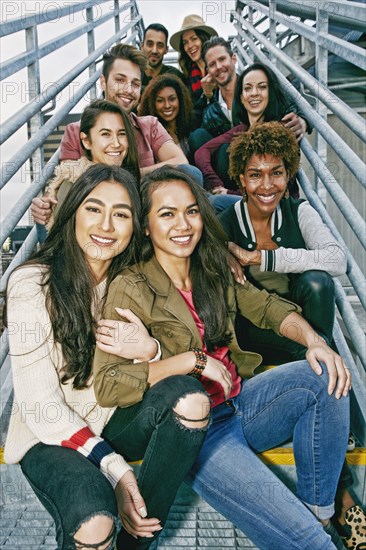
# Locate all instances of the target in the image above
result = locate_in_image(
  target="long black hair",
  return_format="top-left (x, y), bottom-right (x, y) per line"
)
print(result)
top-left (232, 63), bottom-right (288, 126)
top-left (5, 164), bottom-right (142, 389)
top-left (80, 99), bottom-right (140, 181)
top-left (140, 166), bottom-right (231, 351)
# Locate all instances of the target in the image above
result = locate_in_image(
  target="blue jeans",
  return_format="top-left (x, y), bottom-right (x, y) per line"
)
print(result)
top-left (36, 222), bottom-right (48, 244)
top-left (186, 360), bottom-right (349, 550)
top-left (208, 193), bottom-right (241, 213)
top-left (177, 163), bottom-right (204, 187)
top-left (188, 128), bottom-right (213, 155)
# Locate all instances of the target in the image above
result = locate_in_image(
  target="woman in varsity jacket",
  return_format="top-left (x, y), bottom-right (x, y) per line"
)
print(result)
top-left (220, 121), bottom-right (346, 363)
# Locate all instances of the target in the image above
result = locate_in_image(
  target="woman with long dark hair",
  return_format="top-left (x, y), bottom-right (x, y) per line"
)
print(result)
top-left (94, 165), bottom-right (350, 550)
top-left (138, 74), bottom-right (195, 161)
top-left (195, 63), bottom-right (307, 210)
top-left (4, 164), bottom-right (210, 550)
top-left (45, 98), bottom-right (140, 229)
top-left (169, 14), bottom-right (218, 108)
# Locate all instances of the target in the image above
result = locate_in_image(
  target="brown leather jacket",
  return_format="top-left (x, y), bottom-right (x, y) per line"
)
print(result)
top-left (93, 256), bottom-right (301, 408)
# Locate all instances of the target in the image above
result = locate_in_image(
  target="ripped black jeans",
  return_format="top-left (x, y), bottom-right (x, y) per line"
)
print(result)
top-left (20, 375), bottom-right (209, 550)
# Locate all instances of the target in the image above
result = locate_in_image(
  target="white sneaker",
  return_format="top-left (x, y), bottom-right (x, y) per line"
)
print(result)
top-left (347, 433), bottom-right (356, 452)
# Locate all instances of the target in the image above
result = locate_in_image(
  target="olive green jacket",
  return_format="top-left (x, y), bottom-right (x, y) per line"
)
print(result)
top-left (93, 256), bottom-right (301, 408)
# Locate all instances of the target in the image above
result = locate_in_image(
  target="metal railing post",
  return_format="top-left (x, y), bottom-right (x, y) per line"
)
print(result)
top-left (114, 0), bottom-right (120, 34)
top-left (25, 24), bottom-right (43, 226)
top-left (86, 6), bottom-right (97, 99)
top-left (247, 4), bottom-right (254, 62)
top-left (315, 5), bottom-right (329, 203)
top-left (269, 0), bottom-right (277, 65)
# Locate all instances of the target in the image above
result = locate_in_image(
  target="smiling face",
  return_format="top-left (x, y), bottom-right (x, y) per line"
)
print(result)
top-left (100, 59), bottom-right (141, 113)
top-left (155, 86), bottom-right (180, 123)
top-left (182, 30), bottom-right (203, 62)
top-left (241, 69), bottom-right (269, 125)
top-left (75, 180), bottom-right (134, 274)
top-left (146, 180), bottom-right (203, 265)
top-left (240, 154), bottom-right (288, 218)
top-left (142, 29), bottom-right (168, 69)
top-left (80, 112), bottom-right (128, 166)
top-left (205, 45), bottom-right (236, 87)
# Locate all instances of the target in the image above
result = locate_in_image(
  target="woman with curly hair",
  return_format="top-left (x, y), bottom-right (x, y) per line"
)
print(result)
top-left (93, 164), bottom-right (350, 550)
top-left (224, 120), bottom-right (363, 550)
top-left (138, 74), bottom-right (195, 161)
top-left (222, 121), bottom-right (346, 361)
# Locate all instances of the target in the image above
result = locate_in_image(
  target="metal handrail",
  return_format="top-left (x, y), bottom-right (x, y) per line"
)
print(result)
top-left (252, 2), bottom-right (366, 70)
top-left (1, 13), bottom-right (139, 146)
top-left (334, 280), bottom-right (366, 370)
top-left (296, 168), bottom-right (366, 365)
top-left (253, 0), bottom-right (366, 33)
top-left (300, 140), bottom-right (366, 250)
top-left (1, 151), bottom-right (60, 248)
top-left (1, 5), bottom-right (131, 81)
top-left (0, 0), bottom-right (127, 37)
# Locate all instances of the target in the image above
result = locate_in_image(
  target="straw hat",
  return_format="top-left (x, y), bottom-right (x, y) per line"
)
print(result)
top-left (170, 14), bottom-right (218, 51)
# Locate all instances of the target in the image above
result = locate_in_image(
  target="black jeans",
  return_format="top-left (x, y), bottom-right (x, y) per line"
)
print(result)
top-left (20, 375), bottom-right (208, 550)
top-left (236, 270), bottom-right (335, 365)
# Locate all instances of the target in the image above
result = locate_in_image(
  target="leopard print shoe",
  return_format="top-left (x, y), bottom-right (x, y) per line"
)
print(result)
top-left (343, 505), bottom-right (366, 550)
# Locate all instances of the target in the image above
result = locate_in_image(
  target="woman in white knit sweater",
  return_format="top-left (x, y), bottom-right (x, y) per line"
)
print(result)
top-left (4, 164), bottom-right (210, 550)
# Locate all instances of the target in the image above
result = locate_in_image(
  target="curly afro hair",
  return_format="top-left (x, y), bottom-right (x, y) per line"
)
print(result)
top-left (228, 121), bottom-right (300, 187)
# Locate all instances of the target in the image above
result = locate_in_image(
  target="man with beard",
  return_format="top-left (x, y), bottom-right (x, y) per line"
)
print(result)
top-left (192, 36), bottom-right (238, 141)
top-left (141, 23), bottom-right (184, 87)
top-left (31, 43), bottom-right (189, 228)
top-left (190, 36), bottom-right (308, 151)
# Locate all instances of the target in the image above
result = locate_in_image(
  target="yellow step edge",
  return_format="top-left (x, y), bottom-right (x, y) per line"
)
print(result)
top-left (259, 448), bottom-right (366, 466)
top-left (1, 447), bottom-right (365, 466)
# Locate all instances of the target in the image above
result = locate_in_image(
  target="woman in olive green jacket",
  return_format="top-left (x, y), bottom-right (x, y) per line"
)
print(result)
top-left (93, 166), bottom-right (350, 550)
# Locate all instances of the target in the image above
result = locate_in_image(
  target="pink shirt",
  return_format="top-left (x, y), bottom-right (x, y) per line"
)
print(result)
top-left (178, 289), bottom-right (241, 408)
top-left (59, 113), bottom-right (172, 168)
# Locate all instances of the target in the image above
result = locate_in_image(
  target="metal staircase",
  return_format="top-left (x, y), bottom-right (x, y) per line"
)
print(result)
top-left (1, 1), bottom-right (365, 547)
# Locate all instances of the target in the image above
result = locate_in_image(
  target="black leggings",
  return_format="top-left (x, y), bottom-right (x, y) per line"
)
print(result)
top-left (236, 270), bottom-right (335, 365)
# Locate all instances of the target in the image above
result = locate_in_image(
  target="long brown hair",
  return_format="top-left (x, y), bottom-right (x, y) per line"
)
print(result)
top-left (178, 29), bottom-right (211, 77)
top-left (80, 99), bottom-right (140, 181)
top-left (140, 166), bottom-right (232, 351)
top-left (5, 165), bottom-right (142, 389)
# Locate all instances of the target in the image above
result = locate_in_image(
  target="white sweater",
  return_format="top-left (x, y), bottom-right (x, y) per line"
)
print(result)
top-left (5, 265), bottom-right (132, 488)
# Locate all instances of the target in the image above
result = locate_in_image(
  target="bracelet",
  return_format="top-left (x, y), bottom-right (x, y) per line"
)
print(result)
top-left (189, 348), bottom-right (207, 378)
